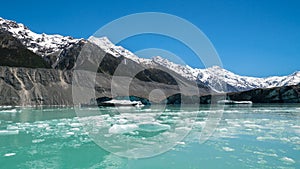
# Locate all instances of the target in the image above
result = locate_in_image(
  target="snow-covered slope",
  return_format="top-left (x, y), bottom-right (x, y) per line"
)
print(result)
top-left (0, 17), bottom-right (80, 57)
top-left (89, 36), bottom-right (152, 65)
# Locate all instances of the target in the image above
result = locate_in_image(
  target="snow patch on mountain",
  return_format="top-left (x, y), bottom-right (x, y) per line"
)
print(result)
top-left (0, 17), bottom-right (80, 57)
top-left (89, 36), bottom-right (153, 65)
top-left (151, 56), bottom-right (196, 80)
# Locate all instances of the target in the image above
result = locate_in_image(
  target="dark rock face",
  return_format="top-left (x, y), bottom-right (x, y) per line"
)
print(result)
top-left (60, 42), bottom-right (184, 86)
top-left (53, 40), bottom-right (86, 70)
top-left (198, 84), bottom-right (300, 104)
top-left (0, 31), bottom-right (51, 69)
top-left (165, 85), bottom-right (300, 105)
top-left (96, 97), bottom-right (112, 103)
top-left (227, 84), bottom-right (300, 103)
top-left (135, 68), bottom-right (178, 85)
top-left (165, 93), bottom-right (201, 105)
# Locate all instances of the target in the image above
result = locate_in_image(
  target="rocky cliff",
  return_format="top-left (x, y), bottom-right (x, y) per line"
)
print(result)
top-left (227, 84), bottom-right (300, 103)
top-left (195, 84), bottom-right (300, 104)
top-left (0, 65), bottom-right (210, 106)
top-left (0, 66), bottom-right (73, 105)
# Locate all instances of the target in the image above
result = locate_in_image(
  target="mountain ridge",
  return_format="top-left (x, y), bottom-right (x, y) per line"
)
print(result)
top-left (88, 35), bottom-right (300, 92)
top-left (1, 17), bottom-right (299, 93)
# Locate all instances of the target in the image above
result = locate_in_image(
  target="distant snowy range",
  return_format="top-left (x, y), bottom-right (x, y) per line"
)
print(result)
top-left (1, 17), bottom-right (299, 93)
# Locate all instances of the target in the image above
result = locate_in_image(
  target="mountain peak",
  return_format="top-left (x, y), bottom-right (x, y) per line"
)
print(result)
top-left (0, 17), bottom-right (80, 57)
top-left (211, 65), bottom-right (221, 68)
top-left (292, 71), bottom-right (300, 76)
top-left (0, 17), bottom-right (29, 31)
top-left (89, 36), bottom-right (149, 64)
top-left (208, 65), bottom-right (224, 70)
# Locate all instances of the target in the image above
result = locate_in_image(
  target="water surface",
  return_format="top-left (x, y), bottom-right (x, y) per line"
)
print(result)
top-left (0, 104), bottom-right (299, 168)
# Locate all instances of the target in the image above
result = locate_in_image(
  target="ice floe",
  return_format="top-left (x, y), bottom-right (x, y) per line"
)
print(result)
top-left (222, 147), bottom-right (235, 152)
top-left (280, 157), bottom-right (295, 164)
top-left (0, 130), bottom-right (19, 135)
top-left (3, 153), bottom-right (16, 157)
top-left (108, 124), bottom-right (138, 134)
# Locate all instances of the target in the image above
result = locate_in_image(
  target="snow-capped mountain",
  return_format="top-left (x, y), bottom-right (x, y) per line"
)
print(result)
top-left (0, 17), bottom-right (80, 57)
top-left (147, 55), bottom-right (300, 92)
top-left (1, 17), bottom-right (299, 93)
top-left (89, 36), bottom-right (300, 92)
top-left (194, 66), bottom-right (300, 92)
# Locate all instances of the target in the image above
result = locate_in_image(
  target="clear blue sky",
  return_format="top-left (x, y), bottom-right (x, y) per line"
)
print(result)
top-left (1, 0), bottom-right (299, 77)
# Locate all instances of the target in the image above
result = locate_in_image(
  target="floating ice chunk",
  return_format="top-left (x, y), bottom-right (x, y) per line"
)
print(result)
top-left (176, 141), bottom-right (185, 145)
top-left (280, 138), bottom-right (290, 142)
top-left (66, 132), bottom-right (75, 135)
top-left (0, 106), bottom-right (13, 109)
top-left (244, 124), bottom-right (262, 129)
top-left (116, 119), bottom-right (128, 124)
top-left (70, 123), bottom-right (82, 128)
top-left (193, 121), bottom-right (206, 128)
top-left (70, 128), bottom-right (80, 131)
top-left (109, 124), bottom-right (138, 134)
top-left (222, 147), bottom-right (235, 152)
top-left (6, 125), bottom-right (19, 130)
top-left (138, 122), bottom-right (170, 132)
top-left (218, 128), bottom-right (228, 132)
top-left (0, 109), bottom-right (17, 113)
top-left (4, 153), bottom-right (16, 157)
top-left (253, 151), bottom-right (278, 157)
top-left (280, 157), bottom-right (295, 164)
top-left (100, 99), bottom-right (143, 107)
top-left (37, 123), bottom-right (49, 128)
top-left (0, 130), bottom-right (19, 135)
top-left (257, 158), bottom-right (267, 164)
top-left (32, 139), bottom-right (45, 143)
top-left (292, 125), bottom-right (300, 129)
top-left (57, 122), bottom-right (65, 126)
top-left (256, 136), bottom-right (276, 141)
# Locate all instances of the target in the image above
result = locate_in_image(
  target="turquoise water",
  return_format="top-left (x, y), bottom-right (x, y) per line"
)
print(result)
top-left (0, 104), bottom-right (299, 169)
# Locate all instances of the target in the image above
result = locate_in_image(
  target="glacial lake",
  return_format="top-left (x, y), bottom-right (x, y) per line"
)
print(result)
top-left (0, 104), bottom-right (299, 169)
